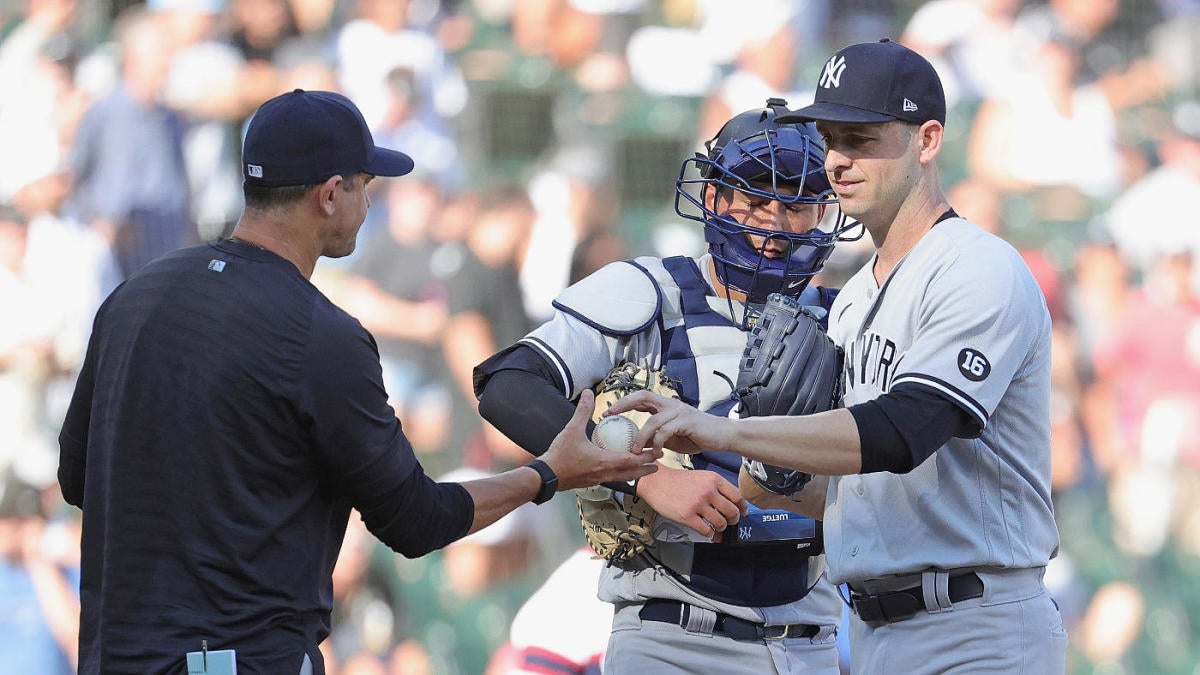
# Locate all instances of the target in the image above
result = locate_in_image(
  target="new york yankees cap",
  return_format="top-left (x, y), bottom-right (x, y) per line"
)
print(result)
top-left (242, 89), bottom-right (414, 187)
top-left (783, 39), bottom-right (946, 126)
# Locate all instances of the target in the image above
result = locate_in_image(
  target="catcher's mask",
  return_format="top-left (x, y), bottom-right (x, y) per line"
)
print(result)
top-left (675, 98), bottom-right (861, 303)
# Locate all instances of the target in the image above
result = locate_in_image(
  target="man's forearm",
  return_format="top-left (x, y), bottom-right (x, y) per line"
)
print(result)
top-left (736, 408), bottom-right (862, 475)
top-left (460, 467), bottom-right (542, 535)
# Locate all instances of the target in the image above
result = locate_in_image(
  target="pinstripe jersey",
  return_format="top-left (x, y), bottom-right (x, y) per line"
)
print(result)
top-left (824, 218), bottom-right (1059, 583)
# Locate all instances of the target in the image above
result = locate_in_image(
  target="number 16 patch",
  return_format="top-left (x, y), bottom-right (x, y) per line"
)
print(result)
top-left (958, 348), bottom-right (991, 382)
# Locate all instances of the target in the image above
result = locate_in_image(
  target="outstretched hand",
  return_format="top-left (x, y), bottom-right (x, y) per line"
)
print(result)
top-left (604, 390), bottom-right (735, 456)
top-left (542, 389), bottom-right (662, 491)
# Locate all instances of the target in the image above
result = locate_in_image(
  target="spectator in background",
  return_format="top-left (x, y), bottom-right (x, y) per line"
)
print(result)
top-left (66, 6), bottom-right (193, 279)
top-left (377, 65), bottom-right (463, 188)
top-left (698, 4), bottom-right (808, 138)
top-left (0, 205), bottom-right (60, 478)
top-left (0, 0), bottom-right (81, 207)
top-left (1089, 249), bottom-right (1200, 496)
top-left (389, 466), bottom-right (553, 675)
top-left (336, 0), bottom-right (467, 133)
top-left (153, 0), bottom-right (249, 242)
top-left (335, 175), bottom-right (453, 459)
top-left (324, 512), bottom-right (415, 671)
top-left (1104, 101), bottom-right (1200, 286)
top-left (442, 186), bottom-right (536, 470)
top-left (900, 0), bottom-right (1023, 106)
top-left (486, 545), bottom-right (610, 675)
top-left (966, 33), bottom-right (1124, 201)
top-left (0, 470), bottom-right (80, 675)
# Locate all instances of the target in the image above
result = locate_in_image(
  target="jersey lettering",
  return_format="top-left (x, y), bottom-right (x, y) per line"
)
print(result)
top-left (846, 331), bottom-right (899, 392)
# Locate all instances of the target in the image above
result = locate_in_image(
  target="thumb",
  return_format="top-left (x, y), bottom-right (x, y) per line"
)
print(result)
top-left (569, 389), bottom-right (595, 434)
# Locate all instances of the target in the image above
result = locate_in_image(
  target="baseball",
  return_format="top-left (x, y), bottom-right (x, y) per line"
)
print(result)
top-left (592, 414), bottom-right (640, 454)
top-left (576, 415), bottom-right (640, 502)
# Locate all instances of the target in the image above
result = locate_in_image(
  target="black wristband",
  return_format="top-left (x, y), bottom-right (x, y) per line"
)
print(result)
top-left (526, 459), bottom-right (558, 505)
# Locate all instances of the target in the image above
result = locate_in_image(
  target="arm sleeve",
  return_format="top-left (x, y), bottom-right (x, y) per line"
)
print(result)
top-left (847, 383), bottom-right (975, 474)
top-left (476, 344), bottom-right (593, 458)
top-left (299, 304), bottom-right (474, 554)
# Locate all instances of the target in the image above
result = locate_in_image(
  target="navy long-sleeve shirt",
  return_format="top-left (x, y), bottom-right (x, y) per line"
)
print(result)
top-left (58, 239), bottom-right (473, 675)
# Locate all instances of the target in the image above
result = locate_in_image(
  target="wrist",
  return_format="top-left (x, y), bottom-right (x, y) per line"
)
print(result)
top-left (525, 458), bottom-right (558, 505)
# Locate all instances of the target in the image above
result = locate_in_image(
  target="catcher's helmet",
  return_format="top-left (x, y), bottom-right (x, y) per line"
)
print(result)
top-left (675, 98), bottom-right (860, 303)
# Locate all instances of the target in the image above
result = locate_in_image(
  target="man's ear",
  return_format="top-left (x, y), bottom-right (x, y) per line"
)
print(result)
top-left (316, 175), bottom-right (343, 216)
top-left (918, 120), bottom-right (943, 164)
top-left (705, 184), bottom-right (728, 213)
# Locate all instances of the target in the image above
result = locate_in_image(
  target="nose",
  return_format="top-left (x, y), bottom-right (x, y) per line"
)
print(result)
top-left (824, 146), bottom-right (849, 175)
top-left (750, 201), bottom-right (788, 229)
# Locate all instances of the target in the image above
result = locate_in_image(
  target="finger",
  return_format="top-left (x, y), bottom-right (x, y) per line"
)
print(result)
top-left (632, 412), bottom-right (668, 452)
top-left (687, 515), bottom-right (716, 538)
top-left (712, 496), bottom-right (743, 526)
top-left (569, 389), bottom-right (595, 434)
top-left (714, 478), bottom-right (749, 517)
top-left (605, 390), bottom-right (661, 416)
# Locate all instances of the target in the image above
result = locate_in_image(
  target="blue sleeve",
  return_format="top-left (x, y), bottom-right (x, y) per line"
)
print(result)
top-left (299, 303), bottom-right (472, 556)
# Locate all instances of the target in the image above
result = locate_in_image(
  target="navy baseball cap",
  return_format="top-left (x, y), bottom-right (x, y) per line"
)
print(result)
top-left (242, 89), bottom-right (414, 187)
top-left (783, 39), bottom-right (946, 126)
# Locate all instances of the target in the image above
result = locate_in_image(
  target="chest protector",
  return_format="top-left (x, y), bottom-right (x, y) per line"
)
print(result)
top-left (651, 256), bottom-right (820, 607)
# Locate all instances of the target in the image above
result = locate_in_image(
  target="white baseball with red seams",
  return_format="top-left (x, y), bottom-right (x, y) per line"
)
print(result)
top-left (576, 415), bottom-right (640, 501)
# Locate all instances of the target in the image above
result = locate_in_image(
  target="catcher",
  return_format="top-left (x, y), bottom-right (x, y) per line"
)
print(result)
top-left (474, 99), bottom-right (859, 674)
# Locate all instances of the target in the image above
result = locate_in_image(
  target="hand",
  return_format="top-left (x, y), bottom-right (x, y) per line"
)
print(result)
top-left (738, 465), bottom-right (828, 520)
top-left (604, 391), bottom-right (735, 455)
top-left (542, 389), bottom-right (662, 491)
top-left (638, 465), bottom-right (748, 539)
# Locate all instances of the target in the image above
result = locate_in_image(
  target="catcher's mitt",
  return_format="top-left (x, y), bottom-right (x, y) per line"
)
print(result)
top-left (736, 293), bottom-right (843, 497)
top-left (576, 362), bottom-right (683, 564)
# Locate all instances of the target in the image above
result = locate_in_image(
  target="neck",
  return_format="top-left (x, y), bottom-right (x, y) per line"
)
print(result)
top-left (869, 183), bottom-right (950, 284)
top-left (708, 257), bottom-right (747, 303)
top-left (231, 214), bottom-right (319, 279)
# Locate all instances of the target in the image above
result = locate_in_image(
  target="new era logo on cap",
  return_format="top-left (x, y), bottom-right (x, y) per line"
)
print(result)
top-left (782, 39), bottom-right (946, 127)
top-left (247, 164), bottom-right (263, 178)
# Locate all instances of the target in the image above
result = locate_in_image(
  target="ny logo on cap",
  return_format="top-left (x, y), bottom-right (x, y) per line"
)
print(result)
top-left (819, 55), bottom-right (847, 89)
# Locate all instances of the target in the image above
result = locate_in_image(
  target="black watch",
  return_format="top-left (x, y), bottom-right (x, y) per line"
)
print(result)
top-left (526, 459), bottom-right (558, 505)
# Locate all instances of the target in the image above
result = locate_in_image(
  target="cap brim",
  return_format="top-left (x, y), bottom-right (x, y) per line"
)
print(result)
top-left (365, 147), bottom-right (415, 177)
top-left (779, 103), bottom-right (897, 124)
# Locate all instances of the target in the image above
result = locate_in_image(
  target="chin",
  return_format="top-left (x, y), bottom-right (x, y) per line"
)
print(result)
top-left (326, 240), bottom-right (357, 259)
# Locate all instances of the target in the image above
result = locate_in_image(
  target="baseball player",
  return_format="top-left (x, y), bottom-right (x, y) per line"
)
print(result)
top-left (607, 40), bottom-right (1068, 673)
top-left (474, 98), bottom-right (860, 673)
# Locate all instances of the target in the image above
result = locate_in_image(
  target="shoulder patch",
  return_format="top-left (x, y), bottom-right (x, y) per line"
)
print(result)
top-left (957, 348), bottom-right (991, 382)
top-left (552, 259), bottom-right (662, 335)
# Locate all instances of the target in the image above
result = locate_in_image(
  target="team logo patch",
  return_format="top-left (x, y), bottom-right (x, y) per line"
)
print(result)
top-left (957, 348), bottom-right (990, 382)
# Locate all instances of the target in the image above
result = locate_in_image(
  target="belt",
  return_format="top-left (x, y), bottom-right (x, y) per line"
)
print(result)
top-left (849, 572), bottom-right (985, 624)
top-left (638, 599), bottom-right (820, 641)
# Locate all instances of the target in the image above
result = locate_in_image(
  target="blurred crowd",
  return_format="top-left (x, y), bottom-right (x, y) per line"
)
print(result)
top-left (2, 0), bottom-right (1200, 673)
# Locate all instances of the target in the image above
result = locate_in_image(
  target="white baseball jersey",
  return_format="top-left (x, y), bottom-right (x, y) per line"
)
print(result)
top-left (824, 218), bottom-right (1058, 583)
